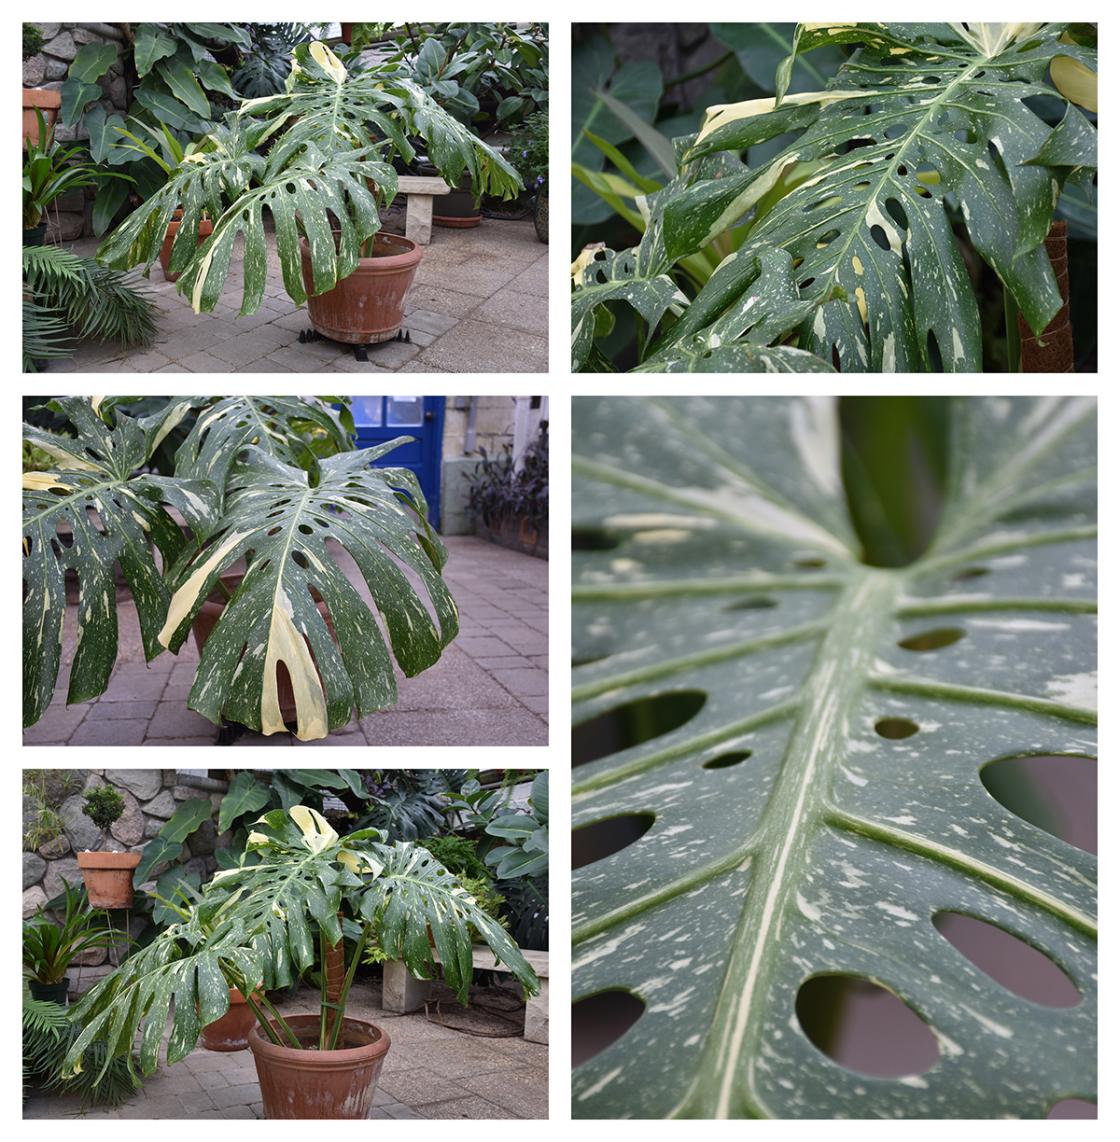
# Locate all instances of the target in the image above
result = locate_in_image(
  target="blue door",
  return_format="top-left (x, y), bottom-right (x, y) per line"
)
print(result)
top-left (349, 396), bottom-right (446, 528)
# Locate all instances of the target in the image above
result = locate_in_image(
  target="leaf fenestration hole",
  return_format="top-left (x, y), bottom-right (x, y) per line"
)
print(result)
top-left (724, 596), bottom-right (777, 612)
top-left (875, 717), bottom-right (919, 740)
top-left (795, 975), bottom-right (939, 1076)
top-left (897, 627), bottom-right (965, 652)
top-left (925, 330), bottom-right (944, 371)
top-left (932, 912), bottom-right (1081, 1008)
top-left (1047, 1099), bottom-right (1097, 1119)
top-left (980, 755), bottom-right (1097, 853)
top-left (951, 565), bottom-right (990, 581)
top-left (702, 750), bottom-right (752, 770)
top-left (573, 691), bottom-right (707, 767)
top-left (573, 528), bottom-right (622, 551)
top-left (572, 990), bottom-right (645, 1067)
top-left (573, 813), bottom-right (655, 870)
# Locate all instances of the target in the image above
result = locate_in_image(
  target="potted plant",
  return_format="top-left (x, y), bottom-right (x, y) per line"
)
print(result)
top-left (75, 787), bottom-right (142, 908)
top-left (23, 882), bottom-right (121, 1004)
top-left (23, 396), bottom-right (458, 741)
top-left (22, 113), bottom-right (104, 244)
top-left (507, 110), bottom-right (548, 243)
top-left (64, 804), bottom-right (540, 1118)
top-left (96, 41), bottom-right (522, 345)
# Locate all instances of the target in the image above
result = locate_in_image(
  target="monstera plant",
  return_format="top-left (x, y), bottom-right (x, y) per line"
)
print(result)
top-left (571, 22), bottom-right (1097, 372)
top-left (96, 41), bottom-right (521, 342)
top-left (572, 396), bottom-right (1096, 1117)
top-left (63, 805), bottom-right (539, 1118)
top-left (22, 396), bottom-right (457, 741)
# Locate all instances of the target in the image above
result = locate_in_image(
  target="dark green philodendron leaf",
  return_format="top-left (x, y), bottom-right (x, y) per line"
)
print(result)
top-left (157, 443), bottom-right (458, 741)
top-left (572, 397), bottom-right (1096, 1118)
top-left (22, 398), bottom-right (216, 726)
top-left (660, 23), bottom-right (1097, 371)
top-left (218, 772), bottom-right (272, 834)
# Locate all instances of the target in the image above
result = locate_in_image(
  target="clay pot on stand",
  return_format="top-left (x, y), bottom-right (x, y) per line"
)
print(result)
top-left (299, 232), bottom-right (423, 344)
top-left (201, 987), bottom-right (259, 1051)
top-left (248, 1014), bottom-right (391, 1119)
top-left (23, 88), bottom-right (61, 148)
top-left (76, 851), bottom-right (142, 909)
top-left (160, 212), bottom-right (214, 283)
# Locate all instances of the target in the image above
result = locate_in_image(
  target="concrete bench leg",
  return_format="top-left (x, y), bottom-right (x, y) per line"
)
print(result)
top-left (524, 977), bottom-right (549, 1044)
top-left (383, 960), bottom-right (431, 1013)
top-left (405, 195), bottom-right (434, 245)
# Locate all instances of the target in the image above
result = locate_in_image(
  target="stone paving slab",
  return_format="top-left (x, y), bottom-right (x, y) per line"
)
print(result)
top-left (47, 220), bottom-right (547, 374)
top-left (23, 537), bottom-right (547, 747)
top-left (23, 981), bottom-right (545, 1120)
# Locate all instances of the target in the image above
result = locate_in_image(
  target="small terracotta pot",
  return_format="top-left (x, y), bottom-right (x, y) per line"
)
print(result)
top-left (160, 214), bottom-right (214, 283)
top-left (201, 987), bottom-right (260, 1052)
top-left (76, 851), bottom-right (142, 908)
top-left (191, 574), bottom-right (335, 726)
top-left (24, 88), bottom-right (61, 148)
top-left (248, 1014), bottom-right (391, 1119)
top-left (300, 231), bottom-right (423, 344)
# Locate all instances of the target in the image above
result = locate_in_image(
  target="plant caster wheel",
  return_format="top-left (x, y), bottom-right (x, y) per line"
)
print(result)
top-left (299, 326), bottom-right (410, 362)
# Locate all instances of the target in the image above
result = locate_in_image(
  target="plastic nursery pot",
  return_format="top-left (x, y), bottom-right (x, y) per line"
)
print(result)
top-left (23, 222), bottom-right (48, 247)
top-left (248, 1014), bottom-right (391, 1119)
top-left (299, 232), bottom-right (423, 345)
top-left (28, 978), bottom-right (70, 1005)
top-left (200, 987), bottom-right (260, 1052)
top-left (23, 88), bottom-right (61, 148)
top-left (76, 851), bottom-right (142, 908)
top-left (191, 574), bottom-right (335, 726)
top-left (160, 214), bottom-right (214, 283)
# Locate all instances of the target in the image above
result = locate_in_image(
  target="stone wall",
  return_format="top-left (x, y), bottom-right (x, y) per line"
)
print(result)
top-left (23, 769), bottom-right (230, 940)
top-left (23, 23), bottom-right (129, 241)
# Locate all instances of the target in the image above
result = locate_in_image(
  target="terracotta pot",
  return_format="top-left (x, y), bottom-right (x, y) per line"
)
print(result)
top-left (191, 574), bottom-right (335, 726)
top-left (160, 214), bottom-right (214, 283)
top-left (76, 851), bottom-right (142, 908)
top-left (201, 987), bottom-right (259, 1052)
top-left (248, 1014), bottom-right (391, 1119)
top-left (300, 232), bottom-right (423, 344)
top-left (24, 88), bottom-right (61, 148)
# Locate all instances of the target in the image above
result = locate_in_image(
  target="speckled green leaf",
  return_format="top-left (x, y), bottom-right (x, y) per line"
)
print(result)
top-left (572, 396), bottom-right (1096, 1118)
top-left (668, 23), bottom-right (1097, 371)
top-left (156, 443), bottom-right (457, 740)
top-left (22, 398), bottom-right (216, 727)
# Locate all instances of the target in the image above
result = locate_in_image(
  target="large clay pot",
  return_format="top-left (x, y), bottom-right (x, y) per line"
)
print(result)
top-left (160, 214), bottom-right (214, 283)
top-left (300, 232), bottom-right (422, 344)
top-left (23, 88), bottom-right (61, 148)
top-left (201, 987), bottom-right (258, 1052)
top-left (76, 851), bottom-right (142, 908)
top-left (248, 1014), bottom-right (391, 1119)
top-left (191, 574), bottom-right (335, 726)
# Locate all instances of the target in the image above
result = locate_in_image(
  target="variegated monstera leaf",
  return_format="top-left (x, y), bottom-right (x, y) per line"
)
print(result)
top-left (572, 396), bottom-right (1096, 1118)
top-left (64, 805), bottom-right (538, 1081)
top-left (654, 23), bottom-right (1096, 371)
top-left (158, 443), bottom-right (458, 740)
top-left (22, 397), bottom-right (216, 726)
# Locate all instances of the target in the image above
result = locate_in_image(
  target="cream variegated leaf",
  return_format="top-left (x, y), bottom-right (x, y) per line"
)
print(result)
top-left (158, 443), bottom-right (458, 741)
top-left (572, 396), bottom-right (1096, 1118)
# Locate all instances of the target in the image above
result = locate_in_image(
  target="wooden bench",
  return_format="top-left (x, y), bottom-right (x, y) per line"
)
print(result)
top-left (395, 175), bottom-right (451, 245)
top-left (382, 945), bottom-right (549, 1043)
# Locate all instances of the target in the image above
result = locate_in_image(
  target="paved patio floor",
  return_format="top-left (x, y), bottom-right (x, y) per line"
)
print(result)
top-left (23, 980), bottom-right (548, 1120)
top-left (46, 218), bottom-right (548, 374)
top-left (23, 536), bottom-right (548, 747)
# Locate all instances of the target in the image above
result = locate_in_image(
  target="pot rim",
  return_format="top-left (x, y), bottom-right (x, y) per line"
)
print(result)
top-left (76, 850), bottom-right (142, 869)
top-left (248, 1013), bottom-right (391, 1068)
top-left (298, 231), bottom-right (421, 270)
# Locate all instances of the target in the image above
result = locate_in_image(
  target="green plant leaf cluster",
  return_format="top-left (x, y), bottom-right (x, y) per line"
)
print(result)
top-left (572, 396), bottom-right (1095, 1117)
top-left (573, 23), bottom-right (1097, 372)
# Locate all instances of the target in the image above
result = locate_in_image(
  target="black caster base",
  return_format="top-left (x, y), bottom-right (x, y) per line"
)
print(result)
top-left (299, 327), bottom-right (411, 361)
